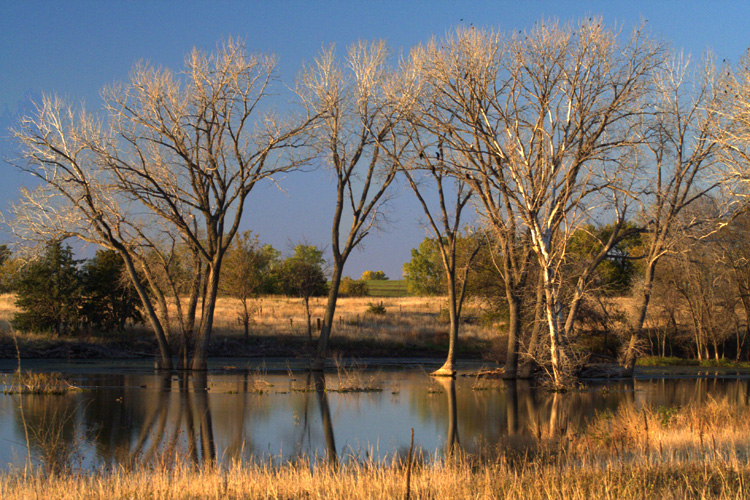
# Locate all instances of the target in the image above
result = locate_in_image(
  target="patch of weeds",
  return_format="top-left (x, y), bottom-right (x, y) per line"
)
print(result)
top-left (656, 405), bottom-right (680, 427)
top-left (331, 354), bottom-right (382, 393)
top-left (4, 371), bottom-right (81, 395)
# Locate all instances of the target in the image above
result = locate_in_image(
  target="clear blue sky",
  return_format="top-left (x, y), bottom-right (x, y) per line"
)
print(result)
top-left (1, 1), bottom-right (749, 278)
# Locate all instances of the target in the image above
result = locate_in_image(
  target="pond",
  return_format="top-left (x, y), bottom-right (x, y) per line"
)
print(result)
top-left (2, 358), bottom-right (750, 472)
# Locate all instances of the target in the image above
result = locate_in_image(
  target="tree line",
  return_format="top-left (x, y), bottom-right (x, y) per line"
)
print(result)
top-left (8, 21), bottom-right (750, 385)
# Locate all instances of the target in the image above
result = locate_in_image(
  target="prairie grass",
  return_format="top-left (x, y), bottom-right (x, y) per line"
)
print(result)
top-left (211, 295), bottom-right (496, 344)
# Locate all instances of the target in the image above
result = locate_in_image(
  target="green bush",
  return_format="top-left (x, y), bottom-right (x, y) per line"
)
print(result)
top-left (339, 276), bottom-right (369, 297)
top-left (366, 301), bottom-right (386, 315)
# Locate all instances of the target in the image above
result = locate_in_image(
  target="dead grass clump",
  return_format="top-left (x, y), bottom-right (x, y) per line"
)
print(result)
top-left (331, 356), bottom-right (382, 393)
top-left (4, 371), bottom-right (80, 395)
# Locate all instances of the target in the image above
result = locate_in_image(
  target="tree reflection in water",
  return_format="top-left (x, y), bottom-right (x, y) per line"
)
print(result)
top-left (6, 373), bottom-right (750, 472)
top-left (434, 377), bottom-right (459, 456)
top-left (125, 372), bottom-right (216, 468)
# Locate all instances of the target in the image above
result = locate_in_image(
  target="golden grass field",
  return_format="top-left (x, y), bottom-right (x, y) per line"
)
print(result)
top-left (0, 292), bottom-right (500, 350)
top-left (3, 398), bottom-right (750, 499)
top-left (212, 294), bottom-right (496, 343)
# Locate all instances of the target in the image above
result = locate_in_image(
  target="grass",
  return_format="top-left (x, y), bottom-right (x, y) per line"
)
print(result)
top-left (0, 292), bottom-right (499, 361)
top-left (637, 355), bottom-right (750, 369)
top-left (4, 399), bottom-right (750, 498)
top-left (364, 279), bottom-right (409, 297)
top-left (4, 461), bottom-right (750, 500)
top-left (330, 355), bottom-right (382, 392)
top-left (4, 371), bottom-right (80, 395)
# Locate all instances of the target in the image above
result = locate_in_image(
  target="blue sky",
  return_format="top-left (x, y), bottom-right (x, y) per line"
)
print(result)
top-left (1, 1), bottom-right (749, 278)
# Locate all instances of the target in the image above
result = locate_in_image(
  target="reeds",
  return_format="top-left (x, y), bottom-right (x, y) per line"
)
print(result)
top-left (3, 371), bottom-right (80, 395)
top-left (2, 453), bottom-right (750, 499)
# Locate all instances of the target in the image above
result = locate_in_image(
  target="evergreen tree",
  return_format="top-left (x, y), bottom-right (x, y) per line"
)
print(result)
top-left (13, 242), bottom-right (82, 335)
top-left (81, 249), bottom-right (143, 332)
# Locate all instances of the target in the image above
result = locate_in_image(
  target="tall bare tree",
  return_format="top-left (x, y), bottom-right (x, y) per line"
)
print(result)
top-left (398, 148), bottom-right (482, 377)
top-left (620, 54), bottom-right (722, 374)
top-left (9, 39), bottom-right (315, 370)
top-left (409, 21), bottom-right (662, 386)
top-left (297, 41), bottom-right (417, 368)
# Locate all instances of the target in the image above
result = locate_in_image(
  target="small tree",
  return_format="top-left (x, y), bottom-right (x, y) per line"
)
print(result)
top-left (13, 242), bottom-right (82, 335)
top-left (278, 244), bottom-right (328, 340)
top-left (220, 231), bottom-right (280, 341)
top-left (403, 238), bottom-right (445, 296)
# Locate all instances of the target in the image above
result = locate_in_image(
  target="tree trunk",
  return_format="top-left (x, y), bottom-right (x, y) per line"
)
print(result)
top-left (541, 265), bottom-right (563, 387)
top-left (503, 292), bottom-right (521, 379)
top-left (118, 248), bottom-right (173, 370)
top-left (622, 260), bottom-right (657, 376)
top-left (191, 262), bottom-right (221, 371)
top-left (432, 274), bottom-right (459, 377)
top-left (518, 276), bottom-right (545, 379)
top-left (314, 262), bottom-right (343, 370)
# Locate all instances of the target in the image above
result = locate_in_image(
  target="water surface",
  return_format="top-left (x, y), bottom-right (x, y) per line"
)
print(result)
top-left (2, 360), bottom-right (749, 472)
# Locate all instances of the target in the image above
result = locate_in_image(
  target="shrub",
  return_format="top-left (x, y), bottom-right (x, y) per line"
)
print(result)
top-left (339, 276), bottom-right (369, 297)
top-left (366, 301), bottom-right (386, 315)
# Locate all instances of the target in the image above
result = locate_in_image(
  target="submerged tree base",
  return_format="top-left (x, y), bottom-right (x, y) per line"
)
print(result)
top-left (430, 365), bottom-right (456, 378)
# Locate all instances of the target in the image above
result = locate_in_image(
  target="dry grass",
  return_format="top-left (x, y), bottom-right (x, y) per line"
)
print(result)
top-left (0, 293), bottom-right (497, 346)
top-left (4, 371), bottom-right (80, 395)
top-left (5, 399), bottom-right (750, 499)
top-left (2, 451), bottom-right (750, 499)
top-left (210, 295), bottom-right (496, 345)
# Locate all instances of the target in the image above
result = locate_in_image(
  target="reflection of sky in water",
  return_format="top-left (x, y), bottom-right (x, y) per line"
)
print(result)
top-left (1, 370), bottom-right (750, 471)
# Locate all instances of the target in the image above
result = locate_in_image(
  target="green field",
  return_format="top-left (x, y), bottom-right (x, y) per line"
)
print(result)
top-left (364, 279), bottom-right (408, 297)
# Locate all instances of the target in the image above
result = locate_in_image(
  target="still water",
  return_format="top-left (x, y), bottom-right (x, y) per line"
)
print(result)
top-left (2, 360), bottom-right (750, 472)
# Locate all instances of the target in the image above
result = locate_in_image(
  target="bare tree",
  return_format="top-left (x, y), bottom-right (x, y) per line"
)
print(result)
top-left (620, 54), bottom-right (722, 374)
top-left (409, 21), bottom-right (662, 386)
top-left (399, 151), bottom-right (482, 377)
top-left (297, 41), bottom-right (417, 368)
top-left (9, 39), bottom-right (315, 370)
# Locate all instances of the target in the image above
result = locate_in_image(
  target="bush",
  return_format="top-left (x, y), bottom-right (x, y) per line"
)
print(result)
top-left (366, 301), bottom-right (386, 315)
top-left (339, 276), bottom-right (369, 297)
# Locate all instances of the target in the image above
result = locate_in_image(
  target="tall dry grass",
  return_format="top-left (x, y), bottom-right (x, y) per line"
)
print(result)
top-left (0, 293), bottom-right (498, 345)
top-left (4, 399), bottom-right (750, 499)
top-left (2, 452), bottom-right (750, 499)
top-left (210, 295), bottom-right (497, 344)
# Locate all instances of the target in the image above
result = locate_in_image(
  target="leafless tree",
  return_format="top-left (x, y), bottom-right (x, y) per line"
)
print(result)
top-left (297, 41), bottom-right (418, 368)
top-left (621, 54), bottom-right (722, 374)
top-left (8, 39), bottom-right (316, 370)
top-left (409, 21), bottom-right (662, 386)
top-left (400, 159), bottom-right (482, 376)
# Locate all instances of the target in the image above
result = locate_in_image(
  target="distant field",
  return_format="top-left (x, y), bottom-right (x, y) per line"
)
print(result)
top-left (364, 279), bottom-right (408, 297)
